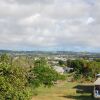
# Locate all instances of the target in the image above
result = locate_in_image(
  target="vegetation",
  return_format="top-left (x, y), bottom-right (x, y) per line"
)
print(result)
top-left (28, 57), bottom-right (65, 87)
top-left (32, 81), bottom-right (94, 100)
top-left (58, 60), bottom-right (66, 67)
top-left (67, 59), bottom-right (100, 81)
top-left (0, 53), bottom-right (100, 100)
top-left (0, 54), bottom-right (33, 100)
top-left (0, 54), bottom-right (64, 100)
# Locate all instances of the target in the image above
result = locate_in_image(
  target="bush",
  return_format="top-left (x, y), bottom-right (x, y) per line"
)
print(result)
top-left (69, 59), bottom-right (100, 82)
top-left (0, 54), bottom-right (65, 100)
top-left (28, 58), bottom-right (65, 87)
top-left (0, 54), bottom-right (32, 100)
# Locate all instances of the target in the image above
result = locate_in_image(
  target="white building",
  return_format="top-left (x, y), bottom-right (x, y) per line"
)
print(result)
top-left (53, 66), bottom-right (65, 74)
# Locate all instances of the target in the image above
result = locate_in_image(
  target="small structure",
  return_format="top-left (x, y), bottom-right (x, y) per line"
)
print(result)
top-left (63, 67), bottom-right (74, 72)
top-left (96, 74), bottom-right (100, 78)
top-left (94, 74), bottom-right (100, 98)
top-left (53, 66), bottom-right (65, 74)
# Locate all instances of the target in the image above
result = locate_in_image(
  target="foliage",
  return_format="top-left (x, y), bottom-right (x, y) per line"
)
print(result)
top-left (69, 59), bottom-right (100, 81)
top-left (0, 54), bottom-right (33, 100)
top-left (28, 58), bottom-right (65, 87)
top-left (58, 60), bottom-right (66, 67)
top-left (93, 58), bottom-right (100, 62)
top-left (0, 54), bottom-right (65, 100)
top-left (0, 53), bottom-right (10, 65)
top-left (67, 59), bottom-right (72, 67)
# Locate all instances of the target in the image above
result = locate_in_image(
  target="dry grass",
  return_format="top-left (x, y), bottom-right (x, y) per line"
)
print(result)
top-left (32, 81), bottom-right (94, 100)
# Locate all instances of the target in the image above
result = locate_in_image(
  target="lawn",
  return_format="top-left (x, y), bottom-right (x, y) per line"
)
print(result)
top-left (32, 81), bottom-right (94, 100)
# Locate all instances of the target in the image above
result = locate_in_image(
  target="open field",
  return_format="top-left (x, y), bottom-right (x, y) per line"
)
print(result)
top-left (32, 82), bottom-right (94, 100)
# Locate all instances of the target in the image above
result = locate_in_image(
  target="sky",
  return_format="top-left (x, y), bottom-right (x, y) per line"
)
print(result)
top-left (0, 0), bottom-right (100, 52)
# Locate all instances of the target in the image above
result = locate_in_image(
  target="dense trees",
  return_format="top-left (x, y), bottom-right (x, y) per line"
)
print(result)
top-left (0, 54), bottom-right (64, 100)
top-left (28, 57), bottom-right (65, 87)
top-left (67, 59), bottom-right (100, 81)
top-left (58, 60), bottom-right (65, 66)
top-left (0, 54), bottom-right (32, 100)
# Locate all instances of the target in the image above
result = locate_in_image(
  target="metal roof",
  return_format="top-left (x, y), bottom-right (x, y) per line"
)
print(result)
top-left (94, 78), bottom-right (100, 85)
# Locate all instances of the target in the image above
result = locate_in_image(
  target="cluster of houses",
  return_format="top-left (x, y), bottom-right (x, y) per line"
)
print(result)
top-left (33, 55), bottom-right (74, 74)
top-left (53, 65), bottom-right (73, 74)
top-left (48, 56), bottom-right (74, 74)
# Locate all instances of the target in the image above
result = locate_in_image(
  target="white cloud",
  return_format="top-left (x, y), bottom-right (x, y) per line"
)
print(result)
top-left (20, 14), bottom-right (41, 25)
top-left (0, 0), bottom-right (99, 51)
top-left (86, 17), bottom-right (95, 24)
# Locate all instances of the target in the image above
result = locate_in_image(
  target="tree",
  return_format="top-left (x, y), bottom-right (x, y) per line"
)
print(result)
top-left (0, 53), bottom-right (9, 64)
top-left (28, 58), bottom-right (64, 87)
top-left (0, 54), bottom-right (32, 100)
top-left (67, 59), bottom-right (72, 67)
top-left (0, 54), bottom-right (65, 100)
top-left (58, 60), bottom-right (65, 67)
top-left (68, 59), bottom-right (100, 81)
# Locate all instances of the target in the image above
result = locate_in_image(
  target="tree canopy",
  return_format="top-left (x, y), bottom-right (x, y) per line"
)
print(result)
top-left (0, 54), bottom-right (64, 100)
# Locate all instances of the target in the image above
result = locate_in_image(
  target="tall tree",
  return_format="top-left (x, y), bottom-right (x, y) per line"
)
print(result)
top-left (28, 58), bottom-right (64, 87)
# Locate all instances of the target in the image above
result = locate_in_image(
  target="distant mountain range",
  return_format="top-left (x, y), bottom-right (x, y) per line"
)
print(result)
top-left (0, 50), bottom-right (100, 58)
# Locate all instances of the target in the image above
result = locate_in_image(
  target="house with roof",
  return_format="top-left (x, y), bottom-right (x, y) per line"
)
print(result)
top-left (94, 74), bottom-right (100, 98)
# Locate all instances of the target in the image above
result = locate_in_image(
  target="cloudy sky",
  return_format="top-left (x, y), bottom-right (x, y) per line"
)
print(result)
top-left (0, 0), bottom-right (100, 52)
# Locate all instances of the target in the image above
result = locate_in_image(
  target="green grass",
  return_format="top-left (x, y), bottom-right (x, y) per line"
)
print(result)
top-left (32, 81), bottom-right (95, 100)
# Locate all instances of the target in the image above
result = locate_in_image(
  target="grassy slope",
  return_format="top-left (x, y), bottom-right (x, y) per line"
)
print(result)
top-left (32, 81), bottom-right (94, 100)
